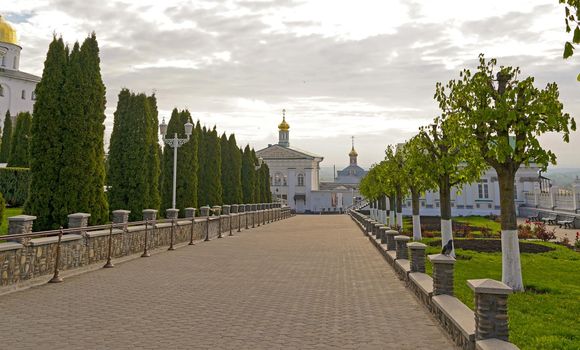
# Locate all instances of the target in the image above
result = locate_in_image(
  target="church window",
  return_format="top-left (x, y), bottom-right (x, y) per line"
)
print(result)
top-left (477, 179), bottom-right (489, 199)
top-left (1, 56), bottom-right (4, 66)
top-left (274, 173), bottom-right (282, 186)
top-left (0, 85), bottom-right (3, 97)
top-left (297, 173), bottom-right (304, 187)
top-left (283, 175), bottom-right (287, 186)
top-left (13, 56), bottom-right (17, 69)
top-left (21, 89), bottom-right (26, 99)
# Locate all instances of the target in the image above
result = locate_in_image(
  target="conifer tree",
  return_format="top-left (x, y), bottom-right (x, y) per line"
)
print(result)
top-left (0, 110), bottom-right (13, 163)
top-left (145, 94), bottom-right (162, 211)
top-left (260, 163), bottom-right (272, 202)
top-left (108, 89), bottom-right (161, 221)
top-left (8, 112), bottom-right (32, 167)
top-left (228, 134), bottom-right (243, 203)
top-left (241, 145), bottom-right (255, 203)
top-left (220, 133), bottom-right (231, 203)
top-left (79, 33), bottom-right (108, 225)
top-left (195, 121), bottom-right (205, 206)
top-left (203, 127), bottom-right (222, 206)
top-left (25, 37), bottom-right (68, 230)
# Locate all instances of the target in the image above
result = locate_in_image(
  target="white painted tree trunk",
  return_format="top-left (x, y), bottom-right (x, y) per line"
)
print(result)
top-left (389, 211), bottom-right (395, 227)
top-left (412, 215), bottom-right (422, 241)
top-left (396, 212), bottom-right (403, 230)
top-left (440, 219), bottom-right (455, 257)
top-left (381, 210), bottom-right (387, 224)
top-left (501, 229), bottom-right (524, 291)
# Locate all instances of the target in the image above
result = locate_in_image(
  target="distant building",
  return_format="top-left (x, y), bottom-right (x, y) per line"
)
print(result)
top-left (256, 110), bottom-right (365, 213)
top-left (0, 15), bottom-right (40, 124)
top-left (334, 137), bottom-right (367, 184)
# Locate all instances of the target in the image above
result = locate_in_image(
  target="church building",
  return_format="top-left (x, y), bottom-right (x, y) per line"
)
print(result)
top-left (0, 15), bottom-right (40, 123)
top-left (256, 110), bottom-right (365, 213)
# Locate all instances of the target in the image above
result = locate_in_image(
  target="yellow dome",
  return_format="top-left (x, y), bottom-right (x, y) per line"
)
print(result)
top-left (0, 16), bottom-right (17, 45)
top-left (349, 146), bottom-right (358, 157)
top-left (278, 109), bottom-right (290, 131)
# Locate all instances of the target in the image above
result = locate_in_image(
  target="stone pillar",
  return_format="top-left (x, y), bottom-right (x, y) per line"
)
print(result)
top-left (394, 235), bottom-right (410, 260)
top-left (385, 230), bottom-right (398, 251)
top-left (429, 254), bottom-right (456, 296)
top-left (67, 213), bottom-right (91, 233)
top-left (222, 205), bottom-right (231, 215)
top-left (231, 204), bottom-right (239, 213)
top-left (112, 210), bottom-right (130, 229)
top-left (246, 204), bottom-right (252, 212)
top-left (8, 215), bottom-right (36, 244)
top-left (166, 208), bottom-right (179, 220)
top-left (374, 223), bottom-right (382, 238)
top-left (200, 206), bottom-right (210, 217)
top-left (467, 279), bottom-right (513, 342)
top-left (143, 209), bottom-right (158, 222)
top-left (379, 226), bottom-right (389, 244)
top-left (212, 205), bottom-right (222, 216)
top-left (408, 242), bottom-right (427, 273)
top-left (184, 208), bottom-right (196, 218)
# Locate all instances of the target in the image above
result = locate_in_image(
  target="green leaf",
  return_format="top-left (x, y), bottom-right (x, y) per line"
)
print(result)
top-left (564, 42), bottom-right (574, 59)
top-left (576, 72), bottom-right (580, 82)
top-left (573, 26), bottom-right (580, 44)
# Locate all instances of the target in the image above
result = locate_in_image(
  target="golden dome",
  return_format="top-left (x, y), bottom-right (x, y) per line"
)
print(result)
top-left (0, 16), bottom-right (17, 45)
top-left (278, 109), bottom-right (290, 131)
top-left (349, 146), bottom-right (358, 157)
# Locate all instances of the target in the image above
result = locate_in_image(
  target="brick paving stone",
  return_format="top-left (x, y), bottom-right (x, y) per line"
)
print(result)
top-left (0, 215), bottom-right (455, 349)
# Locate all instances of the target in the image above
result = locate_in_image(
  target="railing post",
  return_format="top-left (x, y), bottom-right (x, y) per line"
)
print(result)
top-left (408, 242), bottom-right (427, 273)
top-left (394, 235), bottom-right (410, 260)
top-left (468, 279), bottom-right (513, 342)
top-left (252, 204), bottom-right (256, 228)
top-left (103, 223), bottom-right (115, 268)
top-left (166, 208), bottom-right (179, 250)
top-left (185, 208), bottom-right (196, 245)
top-left (142, 219), bottom-right (151, 257)
top-left (428, 254), bottom-right (456, 296)
top-left (200, 206), bottom-right (210, 241)
top-left (48, 227), bottom-right (64, 283)
top-left (245, 204), bottom-right (250, 229)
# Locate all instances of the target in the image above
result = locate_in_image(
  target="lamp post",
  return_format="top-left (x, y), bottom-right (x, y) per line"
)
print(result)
top-left (160, 118), bottom-right (194, 209)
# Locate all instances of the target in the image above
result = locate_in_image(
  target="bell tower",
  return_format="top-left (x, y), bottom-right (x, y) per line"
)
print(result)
top-left (278, 109), bottom-right (290, 147)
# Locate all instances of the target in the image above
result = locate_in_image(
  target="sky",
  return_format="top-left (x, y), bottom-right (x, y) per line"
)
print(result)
top-left (3, 0), bottom-right (580, 169)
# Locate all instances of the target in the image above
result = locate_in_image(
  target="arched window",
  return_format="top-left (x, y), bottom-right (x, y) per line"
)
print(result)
top-left (1, 56), bottom-right (5, 67)
top-left (297, 173), bottom-right (304, 187)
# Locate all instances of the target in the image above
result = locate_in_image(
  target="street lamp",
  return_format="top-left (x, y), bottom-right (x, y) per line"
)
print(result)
top-left (160, 118), bottom-right (194, 209)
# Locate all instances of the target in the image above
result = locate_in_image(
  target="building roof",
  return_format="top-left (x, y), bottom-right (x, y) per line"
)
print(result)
top-left (0, 68), bottom-right (41, 83)
top-left (0, 16), bottom-right (17, 45)
top-left (256, 143), bottom-right (323, 161)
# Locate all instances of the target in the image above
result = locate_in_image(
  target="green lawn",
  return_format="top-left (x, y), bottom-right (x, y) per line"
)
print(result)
top-left (1, 207), bottom-right (24, 235)
top-left (422, 238), bottom-right (580, 350)
top-left (454, 215), bottom-right (501, 233)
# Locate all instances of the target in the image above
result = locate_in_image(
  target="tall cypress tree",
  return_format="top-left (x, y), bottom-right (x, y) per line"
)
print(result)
top-left (241, 145), bottom-right (255, 203)
top-left (220, 133), bottom-right (230, 203)
top-left (195, 121), bottom-right (205, 206)
top-left (79, 33), bottom-right (108, 224)
top-left (204, 127), bottom-right (222, 206)
top-left (260, 163), bottom-right (271, 203)
top-left (0, 110), bottom-right (13, 163)
top-left (108, 90), bottom-right (160, 221)
top-left (228, 134), bottom-right (243, 204)
top-left (8, 112), bottom-right (32, 167)
top-left (161, 109), bottom-right (198, 214)
top-left (25, 37), bottom-right (68, 230)
top-left (145, 94), bottom-right (162, 211)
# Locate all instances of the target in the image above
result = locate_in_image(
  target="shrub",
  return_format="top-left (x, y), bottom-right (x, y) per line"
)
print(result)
top-left (518, 224), bottom-right (534, 239)
top-left (0, 167), bottom-right (29, 206)
top-left (533, 222), bottom-right (556, 242)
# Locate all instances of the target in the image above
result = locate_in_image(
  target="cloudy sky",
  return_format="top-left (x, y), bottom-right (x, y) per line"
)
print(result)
top-left (3, 0), bottom-right (580, 168)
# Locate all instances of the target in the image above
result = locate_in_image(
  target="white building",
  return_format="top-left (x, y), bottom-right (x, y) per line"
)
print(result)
top-left (256, 110), bottom-right (364, 213)
top-left (400, 165), bottom-right (541, 217)
top-left (0, 15), bottom-right (40, 123)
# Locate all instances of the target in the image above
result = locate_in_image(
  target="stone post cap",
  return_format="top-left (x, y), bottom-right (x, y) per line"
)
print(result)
top-left (374, 223), bottom-right (383, 227)
top-left (112, 210), bottom-right (131, 215)
top-left (67, 212), bottom-right (91, 219)
top-left (385, 230), bottom-right (399, 236)
top-left (200, 205), bottom-right (210, 209)
top-left (212, 205), bottom-right (222, 209)
top-left (184, 207), bottom-right (196, 211)
top-left (407, 242), bottom-right (427, 250)
top-left (166, 208), bottom-right (179, 217)
top-left (222, 204), bottom-right (231, 209)
top-left (467, 279), bottom-right (513, 295)
top-left (394, 235), bottom-right (410, 241)
top-left (428, 254), bottom-right (456, 264)
top-left (9, 215), bottom-right (37, 222)
top-left (143, 209), bottom-right (158, 214)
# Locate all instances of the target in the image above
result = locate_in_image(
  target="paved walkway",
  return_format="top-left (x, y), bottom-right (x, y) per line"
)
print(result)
top-left (0, 215), bottom-right (454, 350)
